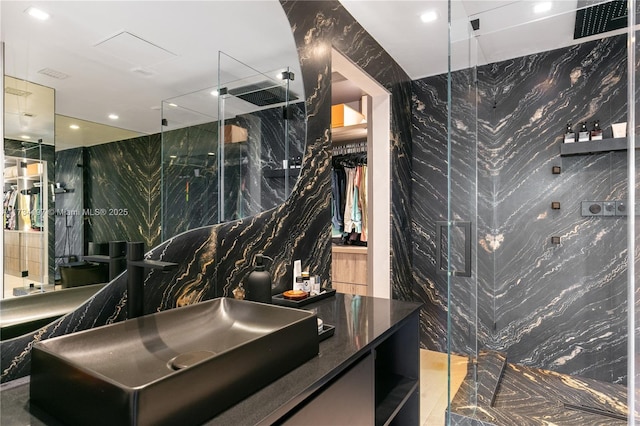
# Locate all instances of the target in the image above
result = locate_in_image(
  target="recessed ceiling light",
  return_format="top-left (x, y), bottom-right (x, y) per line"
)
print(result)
top-left (38, 68), bottom-right (69, 80)
top-left (21, 135), bottom-right (31, 140)
top-left (210, 90), bottom-right (219, 96)
top-left (169, 155), bottom-right (177, 159)
top-left (26, 7), bottom-right (50, 21)
top-left (534, 2), bottom-right (552, 14)
top-left (69, 124), bottom-right (80, 130)
top-left (207, 152), bottom-right (215, 156)
top-left (169, 103), bottom-right (178, 107)
top-left (108, 114), bottom-right (119, 120)
top-left (420, 11), bottom-right (438, 23)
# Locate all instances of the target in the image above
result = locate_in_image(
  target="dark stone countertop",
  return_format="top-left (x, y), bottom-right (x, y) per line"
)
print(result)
top-left (0, 293), bottom-right (421, 425)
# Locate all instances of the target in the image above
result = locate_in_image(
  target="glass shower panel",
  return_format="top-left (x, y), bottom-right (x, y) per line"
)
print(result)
top-left (445, 0), bottom-right (480, 419)
top-left (161, 52), bottom-right (304, 240)
top-left (447, 0), bottom-right (632, 423)
top-left (3, 141), bottom-right (48, 296)
top-left (161, 88), bottom-right (219, 241)
top-left (217, 51), bottom-right (300, 222)
top-left (630, 0), bottom-right (639, 421)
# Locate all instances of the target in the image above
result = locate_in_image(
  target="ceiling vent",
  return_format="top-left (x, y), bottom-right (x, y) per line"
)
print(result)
top-left (38, 67), bottom-right (69, 79)
top-left (228, 81), bottom-right (298, 107)
top-left (94, 31), bottom-right (176, 67)
top-left (5, 87), bottom-right (32, 97)
top-left (574, 0), bottom-right (638, 39)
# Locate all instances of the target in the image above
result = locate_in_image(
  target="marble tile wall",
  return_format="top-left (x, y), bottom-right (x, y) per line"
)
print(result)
top-left (161, 122), bottom-right (219, 238)
top-left (412, 34), bottom-right (630, 383)
top-left (161, 103), bottom-right (306, 238)
top-left (1, 0), bottom-right (414, 383)
top-left (84, 134), bottom-right (162, 251)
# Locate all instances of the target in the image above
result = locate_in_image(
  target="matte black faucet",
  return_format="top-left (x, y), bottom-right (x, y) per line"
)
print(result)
top-left (126, 241), bottom-right (178, 319)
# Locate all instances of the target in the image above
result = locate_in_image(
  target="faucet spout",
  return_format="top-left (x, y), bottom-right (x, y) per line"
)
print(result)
top-left (126, 242), bottom-right (178, 319)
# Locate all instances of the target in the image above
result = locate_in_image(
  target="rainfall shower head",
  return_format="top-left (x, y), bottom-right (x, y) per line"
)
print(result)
top-left (228, 80), bottom-right (298, 107)
top-left (574, 0), bottom-right (636, 39)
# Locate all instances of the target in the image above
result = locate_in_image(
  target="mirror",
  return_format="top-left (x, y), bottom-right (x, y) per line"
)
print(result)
top-left (2, 1), bottom-right (305, 326)
top-left (160, 52), bottom-right (305, 239)
top-left (3, 76), bottom-right (54, 298)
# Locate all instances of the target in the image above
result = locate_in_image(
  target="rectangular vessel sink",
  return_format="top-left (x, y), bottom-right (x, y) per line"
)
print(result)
top-left (30, 298), bottom-right (319, 426)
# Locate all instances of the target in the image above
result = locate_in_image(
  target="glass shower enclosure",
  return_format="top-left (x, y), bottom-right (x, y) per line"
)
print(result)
top-left (443, 0), bottom-right (637, 423)
top-left (160, 52), bottom-right (303, 240)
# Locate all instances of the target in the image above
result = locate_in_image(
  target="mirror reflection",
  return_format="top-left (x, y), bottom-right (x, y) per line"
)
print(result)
top-left (2, 1), bottom-right (305, 334)
top-left (161, 52), bottom-right (305, 239)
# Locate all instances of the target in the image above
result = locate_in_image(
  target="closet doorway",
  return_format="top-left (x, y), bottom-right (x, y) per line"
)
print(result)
top-left (330, 48), bottom-right (390, 299)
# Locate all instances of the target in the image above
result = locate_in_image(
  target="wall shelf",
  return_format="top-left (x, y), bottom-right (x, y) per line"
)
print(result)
top-left (560, 137), bottom-right (631, 156)
top-left (332, 123), bottom-right (367, 142)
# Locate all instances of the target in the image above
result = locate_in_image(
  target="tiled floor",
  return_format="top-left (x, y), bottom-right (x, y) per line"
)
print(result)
top-left (420, 349), bottom-right (468, 426)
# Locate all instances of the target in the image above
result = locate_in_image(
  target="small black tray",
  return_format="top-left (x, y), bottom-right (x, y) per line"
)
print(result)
top-left (318, 324), bottom-right (335, 342)
top-left (272, 287), bottom-right (336, 308)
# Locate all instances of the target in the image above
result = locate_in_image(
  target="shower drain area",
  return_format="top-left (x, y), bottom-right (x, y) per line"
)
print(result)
top-left (450, 351), bottom-right (630, 425)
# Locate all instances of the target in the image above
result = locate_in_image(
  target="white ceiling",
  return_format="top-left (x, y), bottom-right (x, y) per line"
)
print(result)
top-left (1, 0), bottom-right (302, 149)
top-left (1, 0), bottom-right (625, 150)
top-left (340, 0), bottom-right (624, 80)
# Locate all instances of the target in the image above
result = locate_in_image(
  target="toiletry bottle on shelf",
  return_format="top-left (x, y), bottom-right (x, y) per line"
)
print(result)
top-left (301, 271), bottom-right (311, 292)
top-left (292, 259), bottom-right (302, 290)
top-left (590, 120), bottom-right (603, 140)
top-left (578, 122), bottom-right (590, 142)
top-left (246, 254), bottom-right (272, 303)
top-left (564, 122), bottom-right (575, 143)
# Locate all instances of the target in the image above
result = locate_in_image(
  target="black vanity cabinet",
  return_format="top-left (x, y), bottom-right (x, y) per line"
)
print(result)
top-left (210, 293), bottom-right (422, 426)
top-left (0, 293), bottom-right (421, 426)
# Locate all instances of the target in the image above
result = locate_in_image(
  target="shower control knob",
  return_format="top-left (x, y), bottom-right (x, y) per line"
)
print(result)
top-left (589, 204), bottom-right (602, 214)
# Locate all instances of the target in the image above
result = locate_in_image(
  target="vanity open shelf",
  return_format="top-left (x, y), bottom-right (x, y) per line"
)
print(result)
top-left (560, 137), bottom-right (631, 156)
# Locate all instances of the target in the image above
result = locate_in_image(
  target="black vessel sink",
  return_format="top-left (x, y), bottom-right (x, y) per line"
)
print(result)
top-left (30, 298), bottom-right (319, 426)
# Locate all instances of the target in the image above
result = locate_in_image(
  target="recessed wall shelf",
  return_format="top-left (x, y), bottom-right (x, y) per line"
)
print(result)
top-left (332, 123), bottom-right (367, 142)
top-left (560, 137), bottom-right (631, 156)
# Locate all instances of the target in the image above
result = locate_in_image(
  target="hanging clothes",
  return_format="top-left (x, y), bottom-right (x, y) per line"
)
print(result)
top-left (331, 167), bottom-right (346, 236)
top-left (331, 152), bottom-right (368, 245)
top-left (352, 166), bottom-right (362, 234)
top-left (343, 167), bottom-right (356, 234)
top-left (358, 164), bottom-right (368, 242)
top-left (30, 187), bottom-right (43, 229)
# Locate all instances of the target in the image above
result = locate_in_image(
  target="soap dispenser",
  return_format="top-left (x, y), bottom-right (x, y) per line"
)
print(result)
top-left (246, 254), bottom-right (272, 303)
top-left (578, 122), bottom-right (590, 142)
top-left (563, 122), bottom-right (576, 143)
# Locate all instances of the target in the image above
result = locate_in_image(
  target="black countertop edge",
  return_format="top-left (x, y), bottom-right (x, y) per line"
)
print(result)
top-left (0, 294), bottom-right (422, 426)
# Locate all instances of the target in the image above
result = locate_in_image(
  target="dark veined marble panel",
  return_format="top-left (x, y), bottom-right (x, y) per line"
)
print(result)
top-left (412, 34), bottom-right (630, 383)
top-left (162, 122), bottom-right (219, 238)
top-left (479, 35), bottom-right (629, 383)
top-left (452, 357), bottom-right (629, 425)
top-left (1, 0), bottom-right (413, 384)
top-left (161, 102), bottom-right (306, 238)
top-left (411, 75), bottom-right (450, 352)
top-left (84, 135), bottom-right (161, 250)
top-left (282, 0), bottom-right (414, 302)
